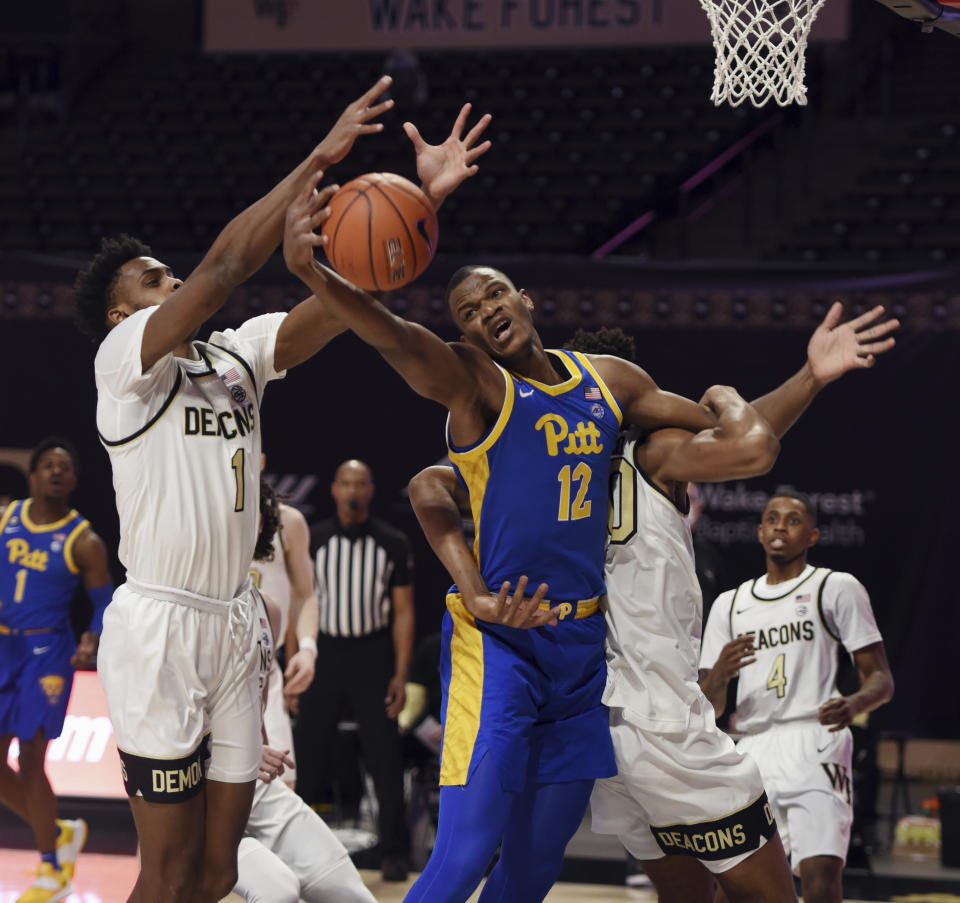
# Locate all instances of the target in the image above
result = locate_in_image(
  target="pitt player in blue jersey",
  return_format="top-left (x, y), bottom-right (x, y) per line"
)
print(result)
top-left (0, 437), bottom-right (113, 903)
top-left (283, 168), bottom-right (729, 901)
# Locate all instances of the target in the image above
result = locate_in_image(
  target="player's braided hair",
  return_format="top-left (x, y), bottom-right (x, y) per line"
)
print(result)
top-left (30, 436), bottom-right (80, 476)
top-left (564, 327), bottom-right (636, 363)
top-left (255, 478), bottom-right (282, 562)
top-left (73, 234), bottom-right (153, 343)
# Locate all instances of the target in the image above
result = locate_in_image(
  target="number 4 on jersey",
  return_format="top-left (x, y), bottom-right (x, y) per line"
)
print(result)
top-left (766, 652), bottom-right (787, 698)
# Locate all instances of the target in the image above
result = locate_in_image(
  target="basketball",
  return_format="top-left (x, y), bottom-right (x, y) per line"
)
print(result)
top-left (321, 172), bottom-right (439, 292)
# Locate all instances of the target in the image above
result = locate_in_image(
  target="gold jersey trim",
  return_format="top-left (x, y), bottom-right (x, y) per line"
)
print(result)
top-left (63, 519), bottom-right (91, 575)
top-left (512, 349), bottom-right (583, 396)
top-left (21, 500), bottom-right (81, 534)
top-left (572, 351), bottom-right (623, 427)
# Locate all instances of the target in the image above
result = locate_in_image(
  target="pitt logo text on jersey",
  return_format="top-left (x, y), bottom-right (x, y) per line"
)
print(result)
top-left (6, 539), bottom-right (48, 572)
top-left (184, 403), bottom-right (256, 439)
top-left (535, 414), bottom-right (604, 457)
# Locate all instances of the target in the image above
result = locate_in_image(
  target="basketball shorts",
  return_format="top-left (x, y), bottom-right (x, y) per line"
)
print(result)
top-left (98, 581), bottom-right (264, 802)
top-left (590, 697), bottom-right (776, 874)
top-left (736, 722), bottom-right (853, 871)
top-left (0, 629), bottom-right (75, 742)
top-left (262, 658), bottom-right (296, 786)
top-left (439, 592), bottom-right (615, 792)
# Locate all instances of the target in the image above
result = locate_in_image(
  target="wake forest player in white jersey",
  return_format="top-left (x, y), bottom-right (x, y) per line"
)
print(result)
top-left (71, 75), bottom-right (489, 903)
top-left (234, 499), bottom-right (376, 903)
top-left (407, 310), bottom-right (898, 903)
top-left (700, 490), bottom-right (893, 903)
top-left (249, 476), bottom-right (321, 790)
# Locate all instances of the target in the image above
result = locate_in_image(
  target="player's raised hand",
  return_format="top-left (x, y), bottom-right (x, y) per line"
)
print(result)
top-left (283, 176), bottom-right (338, 275)
top-left (807, 302), bottom-right (899, 385)
top-left (316, 76), bottom-right (394, 166)
top-left (468, 576), bottom-right (559, 629)
top-left (405, 102), bottom-right (492, 211)
top-left (70, 631), bottom-right (99, 669)
top-left (258, 745), bottom-right (296, 783)
top-left (712, 635), bottom-right (757, 681)
top-left (818, 696), bottom-right (860, 732)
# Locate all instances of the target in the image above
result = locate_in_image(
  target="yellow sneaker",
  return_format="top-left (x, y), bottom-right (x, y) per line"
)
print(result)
top-left (55, 817), bottom-right (88, 879)
top-left (15, 862), bottom-right (71, 903)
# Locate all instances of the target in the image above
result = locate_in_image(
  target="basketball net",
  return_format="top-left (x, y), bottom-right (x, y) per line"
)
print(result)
top-left (698, 0), bottom-right (829, 107)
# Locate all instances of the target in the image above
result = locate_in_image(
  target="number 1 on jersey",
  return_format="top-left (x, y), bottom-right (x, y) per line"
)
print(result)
top-left (231, 448), bottom-right (245, 512)
top-left (766, 652), bottom-right (787, 698)
top-left (13, 567), bottom-right (27, 603)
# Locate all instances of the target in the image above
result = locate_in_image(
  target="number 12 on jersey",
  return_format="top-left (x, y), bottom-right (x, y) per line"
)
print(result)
top-left (557, 463), bottom-right (592, 522)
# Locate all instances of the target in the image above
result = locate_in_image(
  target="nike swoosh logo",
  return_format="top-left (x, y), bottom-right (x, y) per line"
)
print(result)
top-left (33, 646), bottom-right (50, 655)
top-left (415, 217), bottom-right (435, 254)
top-left (519, 386), bottom-right (534, 398)
top-left (735, 608), bottom-right (752, 615)
top-left (817, 744), bottom-right (830, 753)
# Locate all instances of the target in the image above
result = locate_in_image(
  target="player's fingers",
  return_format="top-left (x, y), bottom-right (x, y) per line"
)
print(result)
top-left (463, 112), bottom-right (493, 146)
top-left (819, 300), bottom-right (844, 330)
top-left (846, 304), bottom-right (886, 331)
top-left (451, 102), bottom-right (472, 139)
top-left (465, 141), bottom-right (492, 165)
top-left (363, 98), bottom-right (394, 120)
top-left (530, 582), bottom-right (550, 605)
top-left (858, 338), bottom-right (895, 355)
top-left (856, 354), bottom-right (876, 368)
top-left (402, 121), bottom-right (426, 150)
top-left (857, 318), bottom-right (900, 340)
top-left (512, 575), bottom-right (529, 603)
top-left (357, 122), bottom-right (386, 135)
top-left (357, 75), bottom-right (392, 107)
top-left (497, 582), bottom-right (512, 607)
top-left (740, 656), bottom-right (757, 667)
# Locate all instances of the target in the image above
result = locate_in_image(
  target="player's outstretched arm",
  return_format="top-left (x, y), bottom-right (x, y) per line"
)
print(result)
top-left (139, 77), bottom-right (393, 371)
top-left (405, 102), bottom-right (492, 211)
top-left (640, 386), bottom-right (779, 485)
top-left (70, 527), bottom-right (113, 669)
top-left (818, 641), bottom-right (894, 732)
top-left (408, 465), bottom-right (560, 628)
top-left (590, 356), bottom-right (719, 434)
top-left (283, 182), bottom-right (497, 409)
top-left (279, 506), bottom-right (320, 696)
top-left (750, 302), bottom-right (899, 438)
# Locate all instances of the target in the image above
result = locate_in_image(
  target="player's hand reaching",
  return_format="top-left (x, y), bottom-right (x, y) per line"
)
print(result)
top-left (405, 102), bottom-right (492, 211)
top-left (467, 576), bottom-right (560, 629)
top-left (70, 631), bottom-right (99, 669)
top-left (712, 635), bottom-right (757, 682)
top-left (259, 745), bottom-right (296, 783)
top-left (316, 76), bottom-right (394, 166)
top-left (807, 302), bottom-right (899, 386)
top-left (818, 695), bottom-right (861, 732)
top-left (283, 177), bottom-right (339, 276)
top-left (284, 648), bottom-right (316, 696)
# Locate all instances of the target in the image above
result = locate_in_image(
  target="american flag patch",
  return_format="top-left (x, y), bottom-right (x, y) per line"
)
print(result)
top-left (795, 593), bottom-right (810, 603)
top-left (53, 533), bottom-right (66, 543)
top-left (221, 367), bottom-right (242, 386)
top-left (584, 386), bottom-right (602, 400)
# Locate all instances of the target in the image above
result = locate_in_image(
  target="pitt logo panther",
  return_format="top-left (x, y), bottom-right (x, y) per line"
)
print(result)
top-left (184, 403), bottom-right (256, 439)
top-left (6, 539), bottom-right (48, 572)
top-left (535, 414), bottom-right (604, 457)
top-left (39, 675), bottom-right (65, 705)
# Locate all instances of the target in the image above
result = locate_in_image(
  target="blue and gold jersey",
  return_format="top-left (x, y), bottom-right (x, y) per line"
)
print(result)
top-left (0, 499), bottom-right (88, 630)
top-left (448, 350), bottom-right (622, 603)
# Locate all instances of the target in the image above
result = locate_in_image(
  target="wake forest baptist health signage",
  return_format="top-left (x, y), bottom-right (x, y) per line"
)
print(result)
top-left (204, 0), bottom-right (850, 52)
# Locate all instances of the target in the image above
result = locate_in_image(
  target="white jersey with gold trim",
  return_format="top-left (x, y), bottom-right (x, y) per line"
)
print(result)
top-left (95, 306), bottom-right (286, 602)
top-left (700, 564), bottom-right (882, 735)
top-left (250, 530), bottom-right (292, 642)
top-left (602, 433), bottom-right (704, 731)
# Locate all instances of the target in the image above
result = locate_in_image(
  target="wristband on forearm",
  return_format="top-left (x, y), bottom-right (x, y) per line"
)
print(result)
top-left (87, 583), bottom-right (115, 636)
top-left (297, 636), bottom-right (318, 657)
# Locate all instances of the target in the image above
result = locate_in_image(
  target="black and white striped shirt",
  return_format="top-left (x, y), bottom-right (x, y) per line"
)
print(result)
top-left (310, 516), bottom-right (413, 638)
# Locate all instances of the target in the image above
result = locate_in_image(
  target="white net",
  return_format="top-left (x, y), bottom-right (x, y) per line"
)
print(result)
top-left (698, 0), bottom-right (830, 107)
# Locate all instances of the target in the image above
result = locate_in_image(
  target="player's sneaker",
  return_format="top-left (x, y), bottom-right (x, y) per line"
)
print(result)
top-left (15, 862), bottom-right (72, 903)
top-left (55, 817), bottom-right (88, 879)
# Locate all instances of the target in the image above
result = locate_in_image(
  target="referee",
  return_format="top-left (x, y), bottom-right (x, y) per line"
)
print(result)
top-left (295, 459), bottom-right (414, 882)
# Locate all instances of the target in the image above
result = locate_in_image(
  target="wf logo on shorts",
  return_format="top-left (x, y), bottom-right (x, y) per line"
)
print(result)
top-left (821, 763), bottom-right (852, 804)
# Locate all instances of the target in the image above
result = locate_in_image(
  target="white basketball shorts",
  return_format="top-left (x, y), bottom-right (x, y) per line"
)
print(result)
top-left (736, 721), bottom-right (853, 871)
top-left (591, 697), bottom-right (776, 874)
top-left (98, 581), bottom-right (264, 801)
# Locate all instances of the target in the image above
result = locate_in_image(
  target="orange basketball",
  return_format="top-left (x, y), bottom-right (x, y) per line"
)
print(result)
top-left (321, 172), bottom-right (439, 291)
